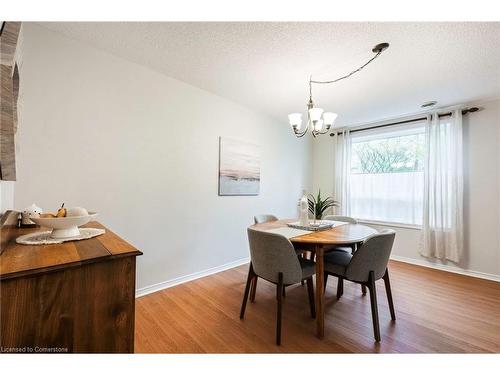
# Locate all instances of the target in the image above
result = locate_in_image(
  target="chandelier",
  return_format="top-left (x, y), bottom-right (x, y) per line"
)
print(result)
top-left (288, 42), bottom-right (390, 138)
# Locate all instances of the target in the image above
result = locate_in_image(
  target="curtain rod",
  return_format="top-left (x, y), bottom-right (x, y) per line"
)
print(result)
top-left (329, 107), bottom-right (479, 136)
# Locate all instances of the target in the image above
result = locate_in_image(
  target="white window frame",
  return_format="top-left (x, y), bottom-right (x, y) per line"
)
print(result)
top-left (347, 121), bottom-right (426, 228)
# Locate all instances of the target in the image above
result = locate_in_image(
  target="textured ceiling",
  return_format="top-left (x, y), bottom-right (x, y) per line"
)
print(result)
top-left (38, 22), bottom-right (500, 126)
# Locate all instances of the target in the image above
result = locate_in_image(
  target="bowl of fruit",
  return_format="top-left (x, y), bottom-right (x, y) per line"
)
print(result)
top-left (30, 204), bottom-right (97, 239)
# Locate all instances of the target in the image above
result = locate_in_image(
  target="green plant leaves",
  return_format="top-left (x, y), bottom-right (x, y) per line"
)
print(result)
top-left (307, 190), bottom-right (339, 219)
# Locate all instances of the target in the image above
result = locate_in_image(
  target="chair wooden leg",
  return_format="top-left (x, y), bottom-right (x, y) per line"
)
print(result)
top-left (306, 277), bottom-right (316, 318)
top-left (383, 269), bottom-right (396, 321)
top-left (324, 273), bottom-right (328, 290)
top-left (240, 264), bottom-right (255, 319)
top-left (361, 285), bottom-right (367, 295)
top-left (336, 277), bottom-right (344, 300)
top-left (276, 272), bottom-right (283, 345)
top-left (368, 271), bottom-right (381, 342)
top-left (249, 275), bottom-right (258, 302)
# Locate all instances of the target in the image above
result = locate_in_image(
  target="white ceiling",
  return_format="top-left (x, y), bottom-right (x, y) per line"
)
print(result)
top-left (38, 22), bottom-right (500, 126)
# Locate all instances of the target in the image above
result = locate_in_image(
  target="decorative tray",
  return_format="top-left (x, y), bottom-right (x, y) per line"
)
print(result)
top-left (287, 220), bottom-right (335, 231)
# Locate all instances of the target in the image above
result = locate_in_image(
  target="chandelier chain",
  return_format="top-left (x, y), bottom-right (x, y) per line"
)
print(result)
top-left (309, 50), bottom-right (383, 86)
top-left (289, 42), bottom-right (389, 138)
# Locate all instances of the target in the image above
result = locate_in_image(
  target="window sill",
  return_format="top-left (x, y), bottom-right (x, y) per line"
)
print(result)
top-left (355, 219), bottom-right (422, 230)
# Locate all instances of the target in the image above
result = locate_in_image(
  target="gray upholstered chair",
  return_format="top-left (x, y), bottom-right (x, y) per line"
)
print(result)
top-left (252, 213), bottom-right (307, 293)
top-left (322, 215), bottom-right (358, 224)
top-left (240, 228), bottom-right (316, 345)
top-left (323, 229), bottom-right (396, 342)
top-left (254, 214), bottom-right (278, 224)
top-left (251, 214), bottom-right (279, 300)
top-left (323, 215), bottom-right (359, 253)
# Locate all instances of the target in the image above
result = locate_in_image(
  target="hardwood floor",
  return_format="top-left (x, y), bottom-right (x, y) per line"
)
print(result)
top-left (134, 260), bottom-right (500, 353)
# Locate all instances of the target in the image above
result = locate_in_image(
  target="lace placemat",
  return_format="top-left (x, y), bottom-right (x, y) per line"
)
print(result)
top-left (16, 228), bottom-right (106, 245)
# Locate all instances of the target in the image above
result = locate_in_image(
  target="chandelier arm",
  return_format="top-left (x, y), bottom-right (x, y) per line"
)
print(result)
top-left (316, 127), bottom-right (331, 135)
top-left (294, 129), bottom-right (309, 138)
top-left (310, 50), bottom-right (382, 86)
top-left (299, 132), bottom-right (308, 138)
top-left (293, 121), bottom-right (310, 138)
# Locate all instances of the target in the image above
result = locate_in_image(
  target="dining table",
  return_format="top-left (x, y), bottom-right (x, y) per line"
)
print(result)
top-left (249, 219), bottom-right (378, 339)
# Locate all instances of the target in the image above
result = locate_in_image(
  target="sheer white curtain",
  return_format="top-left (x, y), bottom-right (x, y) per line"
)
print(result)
top-left (348, 122), bottom-right (426, 225)
top-left (333, 129), bottom-right (351, 215)
top-left (350, 172), bottom-right (424, 225)
top-left (420, 110), bottom-right (464, 262)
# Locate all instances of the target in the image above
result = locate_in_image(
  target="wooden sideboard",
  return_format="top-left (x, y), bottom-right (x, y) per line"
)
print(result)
top-left (0, 220), bottom-right (142, 353)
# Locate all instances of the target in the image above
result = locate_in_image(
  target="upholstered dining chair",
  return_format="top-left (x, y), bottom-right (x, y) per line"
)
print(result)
top-left (254, 214), bottom-right (279, 224)
top-left (322, 214), bottom-right (359, 253)
top-left (322, 215), bottom-right (358, 224)
top-left (240, 228), bottom-right (316, 345)
top-left (322, 214), bottom-right (369, 295)
top-left (323, 229), bottom-right (396, 342)
top-left (251, 214), bottom-right (279, 300)
top-left (252, 213), bottom-right (308, 293)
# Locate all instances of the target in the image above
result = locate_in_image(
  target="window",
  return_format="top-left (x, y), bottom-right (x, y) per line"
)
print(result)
top-left (348, 122), bottom-right (425, 226)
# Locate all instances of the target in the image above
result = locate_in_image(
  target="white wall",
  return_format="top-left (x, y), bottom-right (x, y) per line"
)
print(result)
top-left (312, 134), bottom-right (335, 198)
top-left (313, 98), bottom-right (500, 278)
top-left (0, 181), bottom-right (15, 215)
top-left (14, 24), bottom-right (312, 290)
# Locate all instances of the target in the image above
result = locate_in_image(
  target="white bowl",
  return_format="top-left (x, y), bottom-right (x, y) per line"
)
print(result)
top-left (31, 212), bottom-right (98, 239)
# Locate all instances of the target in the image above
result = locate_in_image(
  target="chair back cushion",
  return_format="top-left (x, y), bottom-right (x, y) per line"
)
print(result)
top-left (254, 214), bottom-right (279, 224)
top-left (346, 229), bottom-right (396, 282)
top-left (323, 215), bottom-right (358, 224)
top-left (247, 228), bottom-right (302, 284)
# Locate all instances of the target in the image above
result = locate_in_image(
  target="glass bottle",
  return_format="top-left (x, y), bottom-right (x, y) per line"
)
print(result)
top-left (299, 190), bottom-right (309, 226)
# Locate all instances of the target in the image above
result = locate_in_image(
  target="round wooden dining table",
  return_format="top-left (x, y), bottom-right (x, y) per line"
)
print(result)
top-left (249, 219), bottom-right (378, 339)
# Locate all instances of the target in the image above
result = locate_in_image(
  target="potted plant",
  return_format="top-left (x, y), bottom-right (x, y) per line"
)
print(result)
top-left (308, 190), bottom-right (339, 220)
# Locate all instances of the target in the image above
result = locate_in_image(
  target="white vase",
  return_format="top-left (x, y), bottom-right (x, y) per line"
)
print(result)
top-left (299, 190), bottom-right (309, 226)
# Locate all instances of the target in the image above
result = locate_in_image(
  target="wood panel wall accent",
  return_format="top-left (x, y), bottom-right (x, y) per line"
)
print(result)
top-left (0, 22), bottom-right (21, 181)
top-left (12, 63), bottom-right (19, 132)
top-left (1, 64), bottom-right (17, 180)
top-left (0, 22), bottom-right (21, 66)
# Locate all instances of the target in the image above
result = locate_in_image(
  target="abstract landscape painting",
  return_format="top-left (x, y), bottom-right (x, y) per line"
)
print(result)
top-left (218, 137), bottom-right (260, 196)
